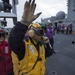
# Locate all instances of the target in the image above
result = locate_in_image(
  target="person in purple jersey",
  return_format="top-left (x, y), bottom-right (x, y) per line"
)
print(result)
top-left (57, 25), bottom-right (61, 33)
top-left (66, 23), bottom-right (73, 34)
top-left (69, 23), bottom-right (73, 34)
top-left (61, 24), bottom-right (65, 33)
top-left (45, 23), bottom-right (56, 53)
top-left (66, 24), bottom-right (68, 34)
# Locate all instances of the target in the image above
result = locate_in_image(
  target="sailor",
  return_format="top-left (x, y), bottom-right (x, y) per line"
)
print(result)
top-left (0, 28), bottom-right (13, 75)
top-left (9, 0), bottom-right (53, 75)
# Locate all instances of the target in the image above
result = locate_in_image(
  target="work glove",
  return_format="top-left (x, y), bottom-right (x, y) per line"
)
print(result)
top-left (21, 0), bottom-right (42, 25)
top-left (42, 36), bottom-right (49, 43)
top-left (43, 36), bottom-right (52, 49)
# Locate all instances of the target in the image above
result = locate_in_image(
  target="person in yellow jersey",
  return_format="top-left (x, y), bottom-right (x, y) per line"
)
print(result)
top-left (8, 0), bottom-right (53, 75)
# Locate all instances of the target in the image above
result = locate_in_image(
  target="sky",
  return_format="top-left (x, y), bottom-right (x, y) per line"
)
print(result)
top-left (5, 0), bottom-right (67, 27)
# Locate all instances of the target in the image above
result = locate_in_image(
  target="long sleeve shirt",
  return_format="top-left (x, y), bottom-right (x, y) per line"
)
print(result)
top-left (8, 22), bottom-right (53, 60)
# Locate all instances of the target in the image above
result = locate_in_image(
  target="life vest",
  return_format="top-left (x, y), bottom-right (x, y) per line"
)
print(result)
top-left (0, 41), bottom-right (13, 75)
top-left (12, 39), bottom-right (46, 75)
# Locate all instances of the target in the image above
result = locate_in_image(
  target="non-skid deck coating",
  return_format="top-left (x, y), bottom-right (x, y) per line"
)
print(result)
top-left (45, 33), bottom-right (75, 75)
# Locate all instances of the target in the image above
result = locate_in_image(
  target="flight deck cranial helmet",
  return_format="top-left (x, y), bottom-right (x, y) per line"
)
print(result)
top-left (27, 23), bottom-right (44, 38)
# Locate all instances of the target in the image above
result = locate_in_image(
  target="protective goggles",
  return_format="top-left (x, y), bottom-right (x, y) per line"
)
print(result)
top-left (34, 28), bottom-right (44, 36)
top-left (0, 33), bottom-right (5, 38)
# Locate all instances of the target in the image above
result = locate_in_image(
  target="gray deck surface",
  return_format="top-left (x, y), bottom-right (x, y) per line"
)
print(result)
top-left (45, 33), bottom-right (75, 75)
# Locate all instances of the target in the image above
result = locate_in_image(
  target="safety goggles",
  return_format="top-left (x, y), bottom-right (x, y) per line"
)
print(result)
top-left (34, 28), bottom-right (44, 36)
top-left (0, 33), bottom-right (5, 38)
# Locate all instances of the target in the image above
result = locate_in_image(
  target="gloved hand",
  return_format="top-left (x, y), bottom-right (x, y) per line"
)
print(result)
top-left (42, 36), bottom-right (49, 43)
top-left (42, 36), bottom-right (52, 49)
top-left (21, 0), bottom-right (42, 25)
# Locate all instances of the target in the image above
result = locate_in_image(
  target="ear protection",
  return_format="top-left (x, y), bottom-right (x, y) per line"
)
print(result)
top-left (27, 29), bottom-right (35, 37)
top-left (27, 24), bottom-right (35, 37)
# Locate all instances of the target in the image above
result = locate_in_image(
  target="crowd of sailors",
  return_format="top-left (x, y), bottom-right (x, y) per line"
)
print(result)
top-left (55, 23), bottom-right (73, 34)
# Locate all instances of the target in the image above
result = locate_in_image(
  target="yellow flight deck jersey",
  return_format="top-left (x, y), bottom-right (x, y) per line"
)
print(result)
top-left (12, 39), bottom-right (46, 75)
top-left (11, 51), bottom-right (19, 75)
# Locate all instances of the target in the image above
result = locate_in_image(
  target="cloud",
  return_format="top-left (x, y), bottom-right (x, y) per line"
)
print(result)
top-left (6, 0), bottom-right (67, 27)
top-left (34, 0), bottom-right (67, 22)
